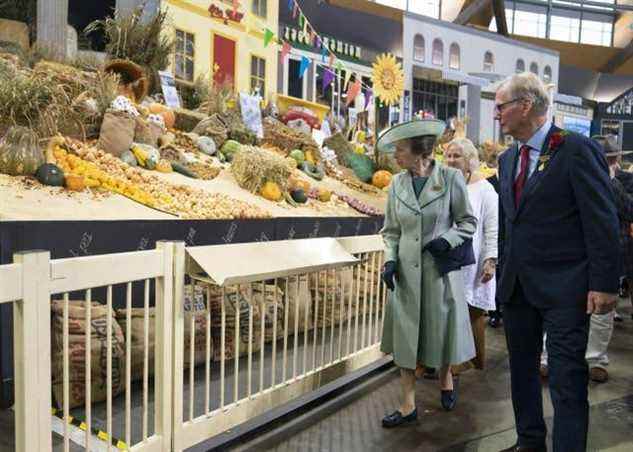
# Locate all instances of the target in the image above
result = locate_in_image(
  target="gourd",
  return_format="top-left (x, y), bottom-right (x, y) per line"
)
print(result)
top-left (289, 149), bottom-right (305, 165)
top-left (120, 150), bottom-right (138, 167)
top-left (35, 163), bottom-right (65, 186)
top-left (65, 174), bottom-right (86, 191)
top-left (221, 140), bottom-right (241, 162)
top-left (148, 103), bottom-right (175, 129)
top-left (290, 188), bottom-right (308, 204)
top-left (0, 126), bottom-right (45, 176)
top-left (372, 170), bottom-right (392, 189)
top-left (318, 188), bottom-right (332, 202)
top-left (172, 162), bottom-right (198, 178)
top-left (289, 176), bottom-right (310, 193)
top-left (300, 161), bottom-right (324, 181)
top-left (260, 181), bottom-right (282, 202)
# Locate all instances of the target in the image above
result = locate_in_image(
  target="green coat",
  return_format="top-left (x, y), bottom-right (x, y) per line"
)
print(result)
top-left (380, 162), bottom-right (477, 369)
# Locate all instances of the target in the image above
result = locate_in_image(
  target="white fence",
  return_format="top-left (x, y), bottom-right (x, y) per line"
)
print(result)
top-left (0, 236), bottom-right (387, 452)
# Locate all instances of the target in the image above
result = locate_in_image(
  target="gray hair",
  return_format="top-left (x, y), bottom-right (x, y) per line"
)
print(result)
top-left (498, 72), bottom-right (551, 116)
top-left (448, 138), bottom-right (479, 173)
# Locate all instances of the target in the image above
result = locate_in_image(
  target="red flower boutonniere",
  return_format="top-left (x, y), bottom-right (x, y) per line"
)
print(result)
top-left (538, 130), bottom-right (569, 171)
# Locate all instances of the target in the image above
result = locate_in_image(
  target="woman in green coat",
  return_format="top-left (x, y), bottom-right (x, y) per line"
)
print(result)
top-left (378, 119), bottom-right (477, 428)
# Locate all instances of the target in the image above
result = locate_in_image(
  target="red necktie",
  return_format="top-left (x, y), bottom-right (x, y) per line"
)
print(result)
top-left (514, 145), bottom-right (530, 206)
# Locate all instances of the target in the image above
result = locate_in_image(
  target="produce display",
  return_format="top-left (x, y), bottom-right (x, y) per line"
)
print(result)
top-left (0, 126), bottom-right (45, 176)
top-left (231, 145), bottom-right (292, 195)
top-left (262, 117), bottom-right (320, 160)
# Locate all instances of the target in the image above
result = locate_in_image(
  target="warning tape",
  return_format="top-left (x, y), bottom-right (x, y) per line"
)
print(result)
top-left (51, 408), bottom-right (128, 450)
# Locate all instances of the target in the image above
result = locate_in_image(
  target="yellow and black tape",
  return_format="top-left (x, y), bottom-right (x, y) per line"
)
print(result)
top-left (51, 408), bottom-right (128, 450)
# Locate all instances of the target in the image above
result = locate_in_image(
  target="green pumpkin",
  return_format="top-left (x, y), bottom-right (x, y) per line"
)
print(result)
top-left (120, 150), bottom-right (138, 167)
top-left (289, 149), bottom-right (305, 165)
top-left (35, 163), bottom-right (65, 186)
top-left (0, 126), bottom-right (45, 176)
top-left (221, 140), bottom-right (241, 161)
top-left (290, 188), bottom-right (307, 204)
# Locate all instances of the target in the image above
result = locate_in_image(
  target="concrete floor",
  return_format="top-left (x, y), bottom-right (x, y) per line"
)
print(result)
top-left (0, 302), bottom-right (632, 452)
top-left (229, 302), bottom-right (633, 452)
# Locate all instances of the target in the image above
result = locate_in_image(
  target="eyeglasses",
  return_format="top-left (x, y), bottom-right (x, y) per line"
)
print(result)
top-left (494, 98), bottom-right (521, 114)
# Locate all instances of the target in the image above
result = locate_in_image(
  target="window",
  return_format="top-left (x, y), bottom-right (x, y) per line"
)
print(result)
top-left (432, 39), bottom-right (443, 66)
top-left (252, 0), bottom-right (267, 18)
top-left (175, 30), bottom-right (195, 82)
top-left (516, 59), bottom-right (525, 73)
top-left (483, 51), bottom-right (494, 72)
top-left (489, 12), bottom-right (514, 33)
top-left (513, 8), bottom-right (547, 38)
top-left (530, 62), bottom-right (539, 75)
top-left (544, 65), bottom-right (552, 83)
top-left (408, 0), bottom-right (441, 19)
top-left (581, 18), bottom-right (612, 47)
top-left (449, 43), bottom-right (460, 70)
top-left (414, 34), bottom-right (425, 62)
top-left (250, 55), bottom-right (266, 97)
top-left (549, 11), bottom-right (580, 43)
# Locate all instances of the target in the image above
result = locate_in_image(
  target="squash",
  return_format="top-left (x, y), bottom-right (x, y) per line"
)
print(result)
top-left (300, 161), bottom-right (324, 181)
top-left (0, 126), bottom-right (45, 176)
top-left (172, 162), bottom-right (198, 178)
top-left (148, 103), bottom-right (169, 115)
top-left (304, 150), bottom-right (315, 165)
top-left (35, 163), bottom-right (65, 187)
top-left (149, 103), bottom-right (175, 129)
top-left (260, 181), bottom-right (282, 202)
top-left (318, 188), bottom-right (332, 202)
top-left (221, 140), bottom-right (241, 162)
top-left (120, 150), bottom-right (138, 167)
top-left (65, 174), bottom-right (86, 191)
top-left (290, 188), bottom-right (308, 204)
top-left (289, 176), bottom-right (310, 192)
top-left (372, 170), bottom-right (392, 189)
top-left (156, 159), bottom-right (173, 173)
top-left (289, 149), bottom-right (305, 165)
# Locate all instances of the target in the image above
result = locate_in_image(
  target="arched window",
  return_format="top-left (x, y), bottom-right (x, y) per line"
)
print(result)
top-left (530, 62), bottom-right (539, 75)
top-left (449, 43), bottom-right (460, 70)
top-left (432, 39), bottom-right (443, 66)
top-left (516, 59), bottom-right (525, 73)
top-left (414, 34), bottom-right (425, 62)
top-left (483, 51), bottom-right (494, 72)
top-left (543, 65), bottom-right (552, 83)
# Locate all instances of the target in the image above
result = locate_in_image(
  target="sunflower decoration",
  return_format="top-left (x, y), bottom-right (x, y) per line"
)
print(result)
top-left (372, 54), bottom-right (404, 106)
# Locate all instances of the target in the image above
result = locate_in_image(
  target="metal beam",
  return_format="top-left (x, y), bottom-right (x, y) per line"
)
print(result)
top-left (454, 0), bottom-right (493, 25)
top-left (600, 38), bottom-right (633, 72)
top-left (492, 0), bottom-right (508, 36)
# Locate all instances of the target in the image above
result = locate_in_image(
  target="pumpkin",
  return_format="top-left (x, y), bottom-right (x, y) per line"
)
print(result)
top-left (35, 163), bottom-right (65, 187)
top-left (221, 140), bottom-right (241, 162)
top-left (372, 170), bottom-right (392, 189)
top-left (304, 150), bottom-right (316, 165)
top-left (148, 103), bottom-right (169, 115)
top-left (149, 103), bottom-right (175, 129)
top-left (65, 174), bottom-right (86, 191)
top-left (289, 149), bottom-right (305, 165)
top-left (289, 176), bottom-right (310, 193)
top-left (120, 150), bottom-right (138, 167)
top-left (0, 126), bottom-right (45, 176)
top-left (260, 181), bottom-right (282, 202)
top-left (300, 161), bottom-right (324, 181)
top-left (290, 188), bottom-right (308, 204)
top-left (318, 188), bottom-right (332, 202)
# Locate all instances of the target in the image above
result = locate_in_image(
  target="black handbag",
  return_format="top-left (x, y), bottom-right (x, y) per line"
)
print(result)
top-left (431, 238), bottom-right (476, 276)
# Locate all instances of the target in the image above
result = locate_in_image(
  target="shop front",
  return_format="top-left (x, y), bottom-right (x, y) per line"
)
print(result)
top-left (553, 93), bottom-right (594, 138)
top-left (162, 0), bottom-right (279, 102)
top-left (594, 88), bottom-right (633, 153)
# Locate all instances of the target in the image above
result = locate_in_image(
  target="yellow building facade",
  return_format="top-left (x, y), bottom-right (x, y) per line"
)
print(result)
top-left (161, 0), bottom-right (279, 102)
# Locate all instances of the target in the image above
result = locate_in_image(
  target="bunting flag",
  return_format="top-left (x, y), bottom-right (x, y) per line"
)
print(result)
top-left (346, 79), bottom-right (362, 106)
top-left (335, 60), bottom-right (343, 73)
top-left (316, 36), bottom-right (321, 48)
top-left (263, 28), bottom-right (274, 47)
top-left (287, 0), bottom-right (294, 11)
top-left (322, 68), bottom-right (334, 91)
top-left (299, 14), bottom-right (304, 28)
top-left (281, 41), bottom-right (292, 62)
top-left (364, 88), bottom-right (373, 110)
top-left (299, 56), bottom-right (310, 78)
top-left (344, 70), bottom-right (352, 91)
top-left (293, 3), bottom-right (298, 18)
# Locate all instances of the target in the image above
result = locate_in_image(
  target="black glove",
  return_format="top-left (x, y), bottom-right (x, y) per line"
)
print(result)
top-left (424, 238), bottom-right (451, 257)
top-left (381, 261), bottom-right (398, 291)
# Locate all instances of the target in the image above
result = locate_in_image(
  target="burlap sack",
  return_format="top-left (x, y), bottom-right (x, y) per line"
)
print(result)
top-left (98, 111), bottom-right (136, 156)
top-left (279, 275), bottom-right (313, 334)
top-left (351, 259), bottom-right (383, 320)
top-left (51, 300), bottom-right (125, 410)
top-left (310, 268), bottom-right (354, 328)
top-left (134, 116), bottom-right (163, 147)
top-left (115, 308), bottom-right (155, 381)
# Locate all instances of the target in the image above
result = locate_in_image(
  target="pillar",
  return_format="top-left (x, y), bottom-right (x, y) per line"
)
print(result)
top-left (36, 0), bottom-right (69, 59)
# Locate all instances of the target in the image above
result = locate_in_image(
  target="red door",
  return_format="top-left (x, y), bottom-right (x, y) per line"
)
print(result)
top-left (213, 34), bottom-right (236, 87)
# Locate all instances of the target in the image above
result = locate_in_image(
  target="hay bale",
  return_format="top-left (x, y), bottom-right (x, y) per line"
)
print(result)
top-left (192, 114), bottom-right (228, 147)
top-left (323, 132), bottom-right (354, 164)
top-left (262, 117), bottom-right (320, 160)
top-left (174, 108), bottom-right (208, 132)
top-left (231, 145), bottom-right (292, 194)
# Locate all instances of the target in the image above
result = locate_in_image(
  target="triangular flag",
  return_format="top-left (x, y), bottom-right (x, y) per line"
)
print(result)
top-left (299, 14), bottom-right (305, 28)
top-left (344, 70), bottom-right (352, 91)
top-left (364, 88), bottom-right (373, 110)
top-left (287, 0), bottom-right (294, 12)
top-left (316, 36), bottom-right (321, 48)
top-left (281, 41), bottom-right (292, 61)
top-left (299, 56), bottom-right (310, 78)
top-left (264, 28), bottom-right (274, 47)
top-left (322, 68), bottom-right (334, 91)
top-left (346, 79), bottom-right (362, 106)
top-left (293, 3), bottom-right (298, 18)
top-left (335, 60), bottom-right (343, 73)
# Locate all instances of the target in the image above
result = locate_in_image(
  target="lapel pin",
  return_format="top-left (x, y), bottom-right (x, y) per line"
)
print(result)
top-left (432, 184), bottom-right (442, 191)
top-left (538, 155), bottom-right (550, 163)
top-left (538, 162), bottom-right (545, 171)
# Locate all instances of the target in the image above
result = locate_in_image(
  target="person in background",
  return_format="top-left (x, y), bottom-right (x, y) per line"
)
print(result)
top-left (378, 119), bottom-right (477, 428)
top-left (444, 138), bottom-right (499, 373)
top-left (540, 135), bottom-right (633, 383)
top-left (495, 73), bottom-right (619, 452)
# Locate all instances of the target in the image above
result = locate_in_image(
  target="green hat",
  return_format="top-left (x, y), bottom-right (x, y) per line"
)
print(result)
top-left (376, 119), bottom-right (446, 154)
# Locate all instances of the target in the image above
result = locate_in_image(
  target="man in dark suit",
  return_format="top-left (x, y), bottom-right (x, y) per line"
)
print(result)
top-left (495, 73), bottom-right (619, 452)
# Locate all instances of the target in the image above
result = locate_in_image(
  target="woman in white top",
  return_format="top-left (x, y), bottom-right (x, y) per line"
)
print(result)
top-left (444, 138), bottom-right (499, 371)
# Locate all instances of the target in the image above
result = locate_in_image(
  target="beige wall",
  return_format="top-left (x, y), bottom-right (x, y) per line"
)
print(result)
top-left (0, 19), bottom-right (29, 50)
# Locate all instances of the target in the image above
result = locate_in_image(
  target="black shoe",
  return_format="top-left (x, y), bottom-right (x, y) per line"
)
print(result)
top-left (441, 379), bottom-right (459, 411)
top-left (381, 408), bottom-right (417, 428)
top-left (423, 367), bottom-right (438, 380)
top-left (499, 445), bottom-right (546, 452)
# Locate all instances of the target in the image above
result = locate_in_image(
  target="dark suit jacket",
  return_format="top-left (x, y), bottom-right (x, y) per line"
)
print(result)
top-left (498, 125), bottom-right (620, 307)
top-left (615, 169), bottom-right (633, 194)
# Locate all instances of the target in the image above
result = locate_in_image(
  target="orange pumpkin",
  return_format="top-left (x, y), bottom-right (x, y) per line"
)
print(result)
top-left (148, 103), bottom-right (169, 114)
top-left (289, 176), bottom-right (310, 193)
top-left (65, 174), bottom-right (86, 191)
top-left (372, 170), bottom-right (392, 189)
top-left (160, 110), bottom-right (176, 129)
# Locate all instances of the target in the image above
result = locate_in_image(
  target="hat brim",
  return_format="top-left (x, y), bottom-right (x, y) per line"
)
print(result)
top-left (376, 119), bottom-right (446, 154)
top-left (606, 150), bottom-right (633, 157)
